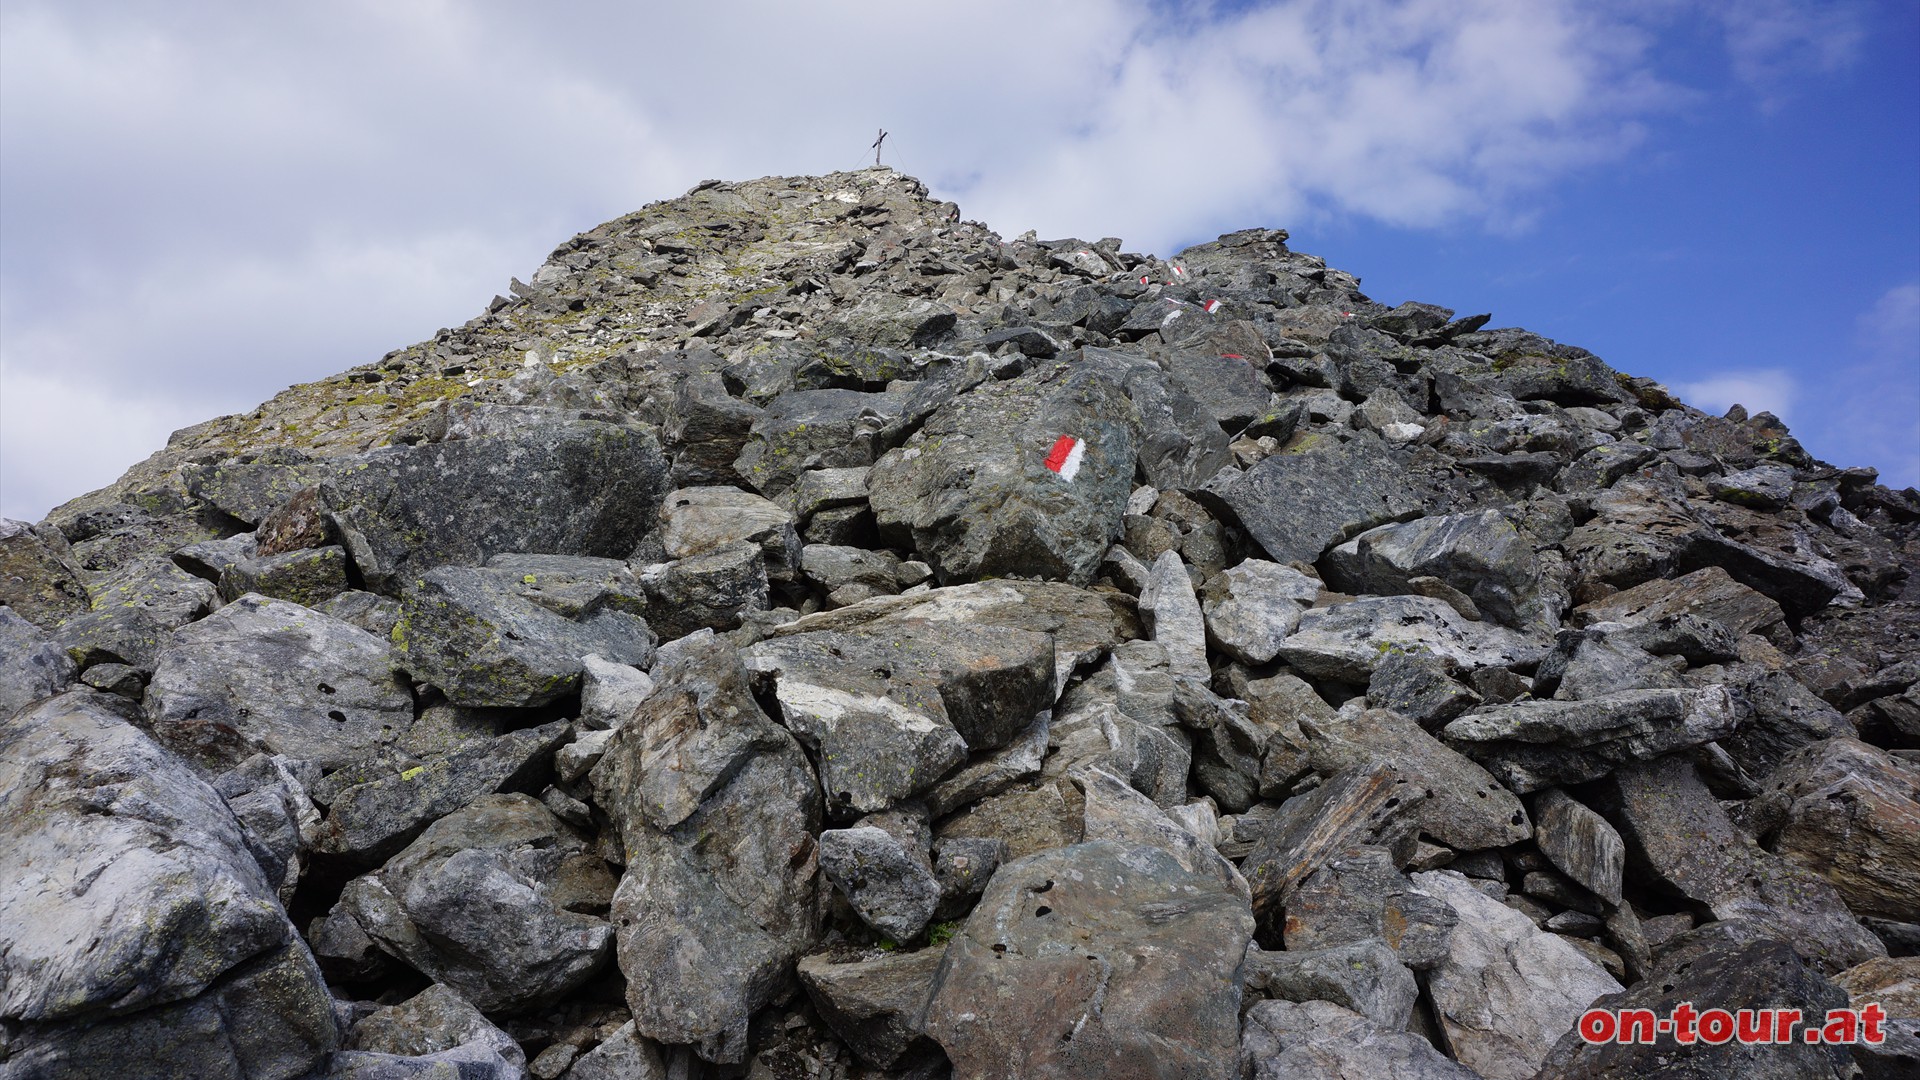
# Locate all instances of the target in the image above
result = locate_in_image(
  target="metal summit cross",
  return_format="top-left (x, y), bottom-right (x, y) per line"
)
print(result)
top-left (872, 128), bottom-right (888, 167)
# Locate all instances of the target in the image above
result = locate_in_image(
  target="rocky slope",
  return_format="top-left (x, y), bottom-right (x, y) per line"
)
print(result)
top-left (3, 167), bottom-right (1918, 1080)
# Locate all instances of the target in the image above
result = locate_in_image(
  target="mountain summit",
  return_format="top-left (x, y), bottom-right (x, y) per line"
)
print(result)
top-left (3, 170), bottom-right (1916, 1079)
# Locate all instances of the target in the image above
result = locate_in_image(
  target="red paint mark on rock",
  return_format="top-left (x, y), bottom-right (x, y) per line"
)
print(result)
top-left (1044, 435), bottom-right (1085, 480)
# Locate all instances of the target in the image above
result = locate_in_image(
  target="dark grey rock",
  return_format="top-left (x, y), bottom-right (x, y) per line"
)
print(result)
top-left (1747, 737), bottom-right (1920, 923)
top-left (733, 386), bottom-right (912, 498)
top-left (1, 605), bottom-right (77, 718)
top-left (1443, 686), bottom-right (1747, 792)
top-left (1367, 649), bottom-right (1480, 727)
top-left (1305, 707), bottom-right (1532, 851)
top-left (335, 793), bottom-right (614, 1013)
top-left (635, 542), bottom-right (769, 639)
top-left (1283, 845), bottom-right (1457, 970)
top-left (346, 983), bottom-right (525, 1071)
top-left (219, 545), bottom-right (351, 607)
top-left (1323, 509), bottom-right (1555, 631)
top-left (392, 566), bottom-right (653, 708)
top-left (319, 412), bottom-right (669, 593)
top-left (1243, 763), bottom-right (1428, 933)
top-left (1604, 754), bottom-right (1886, 974)
top-left (665, 370), bottom-right (763, 487)
top-left (1244, 938), bottom-right (1418, 1030)
top-left (797, 948), bottom-right (943, 1069)
top-left (1533, 922), bottom-right (1857, 1080)
top-left (315, 721), bottom-right (570, 865)
top-left (0, 516), bottom-right (92, 628)
top-left (55, 553), bottom-right (219, 670)
top-left (1278, 595), bottom-right (1547, 684)
top-left (868, 353), bottom-right (1142, 585)
top-left (922, 839), bottom-right (1253, 1079)
top-left (316, 589), bottom-right (404, 638)
top-left (659, 485), bottom-right (799, 584)
top-left (1414, 868), bottom-right (1623, 1080)
top-left (819, 822), bottom-right (941, 942)
top-left (1199, 558), bottom-right (1318, 665)
top-left (146, 593), bottom-right (413, 773)
top-left (1203, 429), bottom-right (1420, 565)
top-left (1532, 788), bottom-right (1625, 905)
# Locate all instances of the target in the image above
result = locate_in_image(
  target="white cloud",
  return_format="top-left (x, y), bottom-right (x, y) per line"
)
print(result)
top-left (0, 0), bottom-right (1881, 518)
top-left (1669, 369), bottom-right (1799, 423)
top-left (1712, 0), bottom-right (1866, 98)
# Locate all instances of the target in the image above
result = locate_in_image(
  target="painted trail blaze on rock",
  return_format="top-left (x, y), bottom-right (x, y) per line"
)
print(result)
top-left (1044, 435), bottom-right (1085, 480)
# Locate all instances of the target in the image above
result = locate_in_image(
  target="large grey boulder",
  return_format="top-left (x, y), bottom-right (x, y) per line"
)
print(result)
top-left (922, 839), bottom-right (1254, 1079)
top-left (1533, 922), bottom-right (1857, 1080)
top-left (867, 354), bottom-right (1142, 585)
top-left (1243, 938), bottom-right (1419, 1031)
top-left (1076, 345), bottom-right (1234, 489)
top-left (1242, 999), bottom-right (1481, 1080)
top-left (1, 605), bottom-right (77, 718)
top-left (344, 983), bottom-right (525, 1072)
top-left (1, 690), bottom-right (338, 1078)
top-left (797, 948), bottom-right (944, 1069)
top-left (1443, 685), bottom-right (1747, 792)
top-left (1413, 868), bottom-right (1623, 1080)
top-left (744, 620), bottom-right (1053, 814)
top-left (317, 412), bottom-right (669, 592)
top-left (1242, 763), bottom-right (1427, 937)
top-left (1323, 509), bottom-right (1555, 631)
top-left (0, 517), bottom-right (91, 628)
top-left (145, 594), bottom-right (413, 773)
top-left (1282, 845), bottom-right (1457, 970)
top-left (1278, 595), bottom-right (1547, 683)
top-left (733, 386), bottom-right (913, 498)
top-left (392, 566), bottom-right (653, 708)
top-left (1199, 559), bottom-right (1319, 665)
top-left (1746, 737), bottom-right (1920, 923)
top-left (1603, 754), bottom-right (1885, 974)
top-left (763, 579), bottom-right (1139, 699)
top-left (1305, 707), bottom-right (1532, 851)
top-left (1202, 429), bottom-right (1420, 565)
top-left (55, 553), bottom-right (219, 670)
top-left (333, 793), bottom-right (615, 1013)
top-left (314, 720), bottom-right (570, 865)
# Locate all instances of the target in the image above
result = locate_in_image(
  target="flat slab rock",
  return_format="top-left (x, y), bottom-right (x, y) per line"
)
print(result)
top-left (1278, 594), bottom-right (1547, 684)
top-left (1243, 998), bottom-right (1480, 1080)
top-left (1443, 685), bottom-right (1745, 793)
top-left (922, 839), bottom-right (1254, 1080)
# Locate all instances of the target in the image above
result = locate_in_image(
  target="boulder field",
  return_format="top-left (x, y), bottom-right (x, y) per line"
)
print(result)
top-left (4, 168), bottom-right (1917, 1079)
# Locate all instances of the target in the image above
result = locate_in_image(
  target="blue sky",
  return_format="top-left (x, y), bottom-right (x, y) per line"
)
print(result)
top-left (2, 1), bottom-right (1916, 522)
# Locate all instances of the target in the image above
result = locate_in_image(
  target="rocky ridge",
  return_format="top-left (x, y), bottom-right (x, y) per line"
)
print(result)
top-left (3, 167), bottom-right (1918, 1080)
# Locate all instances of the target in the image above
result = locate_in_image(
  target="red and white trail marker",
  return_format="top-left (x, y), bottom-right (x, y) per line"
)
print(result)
top-left (1204, 299), bottom-right (1222, 314)
top-left (1044, 435), bottom-right (1085, 480)
top-left (1220, 353), bottom-right (1247, 361)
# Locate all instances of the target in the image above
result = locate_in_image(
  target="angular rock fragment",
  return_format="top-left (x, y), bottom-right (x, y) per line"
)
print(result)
top-left (659, 484), bottom-right (800, 582)
top-left (1532, 788), bottom-right (1625, 905)
top-left (1, 691), bottom-right (338, 1077)
top-left (1604, 754), bottom-right (1885, 973)
top-left (1367, 649), bottom-right (1480, 727)
top-left (1203, 429), bottom-right (1421, 565)
top-left (1139, 549), bottom-right (1209, 680)
top-left (1414, 868), bottom-right (1623, 1080)
top-left (868, 354), bottom-right (1142, 585)
top-left (319, 413), bottom-right (668, 592)
top-left (0, 516), bottom-right (91, 628)
top-left (336, 793), bottom-right (614, 1013)
top-left (1242, 999), bottom-right (1480, 1080)
top-left (1243, 939), bottom-right (1418, 1030)
top-left (1243, 763), bottom-right (1426, 932)
top-left (146, 593), bottom-right (414, 772)
top-left (819, 823), bottom-right (941, 942)
top-left (1324, 509), bottom-right (1555, 631)
top-left (1305, 707), bottom-right (1532, 851)
top-left (922, 839), bottom-right (1253, 1079)
top-left (1534, 922), bottom-right (1857, 1080)
top-left (393, 566), bottom-right (653, 708)
top-left (315, 720), bottom-right (570, 865)
top-left (635, 541), bottom-right (768, 639)
top-left (1574, 564), bottom-right (1785, 636)
top-left (0, 605), bottom-right (77, 718)
top-left (1747, 737), bottom-right (1920, 923)
top-left (1283, 845), bottom-right (1457, 969)
top-left (345, 983), bottom-right (525, 1072)
top-left (1278, 594), bottom-right (1547, 683)
top-left (1198, 558), bottom-right (1318, 665)
top-left (797, 948), bottom-right (945, 1069)
top-left (1443, 686), bottom-right (1746, 792)
top-left (56, 553), bottom-right (219, 670)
